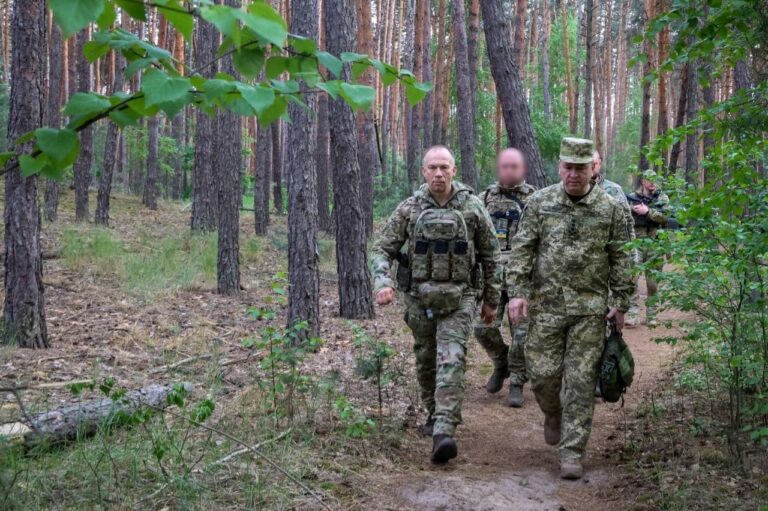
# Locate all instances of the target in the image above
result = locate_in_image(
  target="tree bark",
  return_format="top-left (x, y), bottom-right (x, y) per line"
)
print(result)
top-left (216, 0), bottom-right (242, 295)
top-left (561, 0), bottom-right (576, 133)
top-left (655, 0), bottom-right (669, 165)
top-left (668, 62), bottom-right (688, 174)
top-left (431, 0), bottom-right (447, 145)
top-left (355, 0), bottom-right (377, 237)
top-left (684, 52), bottom-right (698, 185)
top-left (254, 119), bottom-right (272, 235)
top-left (539, 0), bottom-right (552, 120)
top-left (316, 92), bottom-right (331, 232)
top-left (480, 0), bottom-right (547, 189)
top-left (73, 29), bottom-right (93, 222)
top-left (95, 51), bottom-right (125, 226)
top-left (287, 0), bottom-right (321, 336)
top-left (326, 0), bottom-right (374, 319)
top-left (142, 116), bottom-right (160, 210)
top-left (403, 0), bottom-right (418, 189)
top-left (638, 0), bottom-right (655, 174)
top-left (453, 0), bottom-right (477, 190)
top-left (513, 0), bottom-right (527, 70)
top-left (583, 0), bottom-right (593, 138)
top-left (191, 19), bottom-right (218, 231)
top-left (43, 14), bottom-right (62, 222)
top-left (4, 0), bottom-right (48, 348)
top-left (271, 122), bottom-right (283, 214)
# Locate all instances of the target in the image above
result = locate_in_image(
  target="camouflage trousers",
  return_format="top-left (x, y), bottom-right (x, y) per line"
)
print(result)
top-left (526, 312), bottom-right (604, 461)
top-left (473, 291), bottom-right (528, 385)
top-left (404, 292), bottom-right (475, 437)
top-left (629, 237), bottom-right (664, 315)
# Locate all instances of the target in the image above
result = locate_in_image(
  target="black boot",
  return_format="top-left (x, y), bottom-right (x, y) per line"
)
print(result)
top-left (485, 365), bottom-right (509, 394)
top-left (430, 434), bottom-right (458, 464)
top-left (419, 416), bottom-right (435, 437)
top-left (507, 384), bottom-right (524, 408)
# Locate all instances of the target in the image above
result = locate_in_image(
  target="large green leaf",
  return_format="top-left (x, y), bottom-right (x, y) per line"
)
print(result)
top-left (203, 78), bottom-right (237, 103)
top-left (243, 2), bottom-right (288, 48)
top-left (339, 83), bottom-right (375, 111)
top-left (63, 92), bottom-right (111, 119)
top-left (235, 83), bottom-right (275, 117)
top-left (35, 128), bottom-right (80, 168)
top-left (19, 155), bottom-right (48, 178)
top-left (201, 5), bottom-right (242, 47)
top-left (83, 40), bottom-right (110, 62)
top-left (115, 0), bottom-right (147, 21)
top-left (316, 51), bottom-right (342, 77)
top-left (257, 96), bottom-right (287, 126)
top-left (405, 82), bottom-right (433, 106)
top-left (290, 36), bottom-right (316, 54)
top-left (141, 69), bottom-right (192, 107)
top-left (49, 0), bottom-right (106, 38)
top-left (233, 47), bottom-right (265, 79)
top-left (158, 1), bottom-right (194, 41)
top-left (265, 57), bottom-right (289, 79)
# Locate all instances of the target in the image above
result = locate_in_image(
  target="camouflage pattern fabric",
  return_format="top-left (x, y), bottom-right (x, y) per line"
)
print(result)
top-left (559, 137), bottom-right (595, 164)
top-left (597, 177), bottom-right (630, 211)
top-left (506, 182), bottom-right (635, 460)
top-left (371, 181), bottom-right (501, 436)
top-left (474, 181), bottom-right (536, 381)
top-left (404, 292), bottom-right (476, 436)
top-left (526, 313), bottom-right (604, 460)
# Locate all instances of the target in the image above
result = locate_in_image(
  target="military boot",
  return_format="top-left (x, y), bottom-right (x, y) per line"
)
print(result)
top-left (430, 434), bottom-right (458, 464)
top-left (560, 458), bottom-right (584, 480)
top-left (485, 364), bottom-right (509, 394)
top-left (507, 384), bottom-right (524, 408)
top-left (543, 414), bottom-right (561, 446)
top-left (419, 416), bottom-right (435, 437)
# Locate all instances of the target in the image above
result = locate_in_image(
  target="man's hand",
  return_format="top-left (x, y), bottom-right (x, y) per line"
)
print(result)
top-left (480, 302), bottom-right (497, 324)
top-left (507, 298), bottom-right (528, 325)
top-left (375, 287), bottom-right (394, 306)
top-left (606, 307), bottom-right (625, 332)
top-left (632, 203), bottom-right (649, 216)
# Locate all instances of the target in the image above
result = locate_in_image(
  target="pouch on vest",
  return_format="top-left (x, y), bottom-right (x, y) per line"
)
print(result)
top-left (416, 282), bottom-right (464, 316)
top-left (410, 208), bottom-right (471, 283)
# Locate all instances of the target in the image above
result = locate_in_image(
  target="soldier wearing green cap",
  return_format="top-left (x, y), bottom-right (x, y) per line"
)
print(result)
top-left (506, 137), bottom-right (634, 480)
top-left (625, 169), bottom-right (671, 327)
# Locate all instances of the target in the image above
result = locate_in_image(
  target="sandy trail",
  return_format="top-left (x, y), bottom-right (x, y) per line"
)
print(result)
top-left (361, 290), bottom-right (676, 511)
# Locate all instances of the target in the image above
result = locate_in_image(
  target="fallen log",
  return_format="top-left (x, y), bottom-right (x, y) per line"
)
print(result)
top-left (1, 382), bottom-right (193, 446)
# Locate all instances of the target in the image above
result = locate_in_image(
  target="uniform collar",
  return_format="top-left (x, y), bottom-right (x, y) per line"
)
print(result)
top-left (555, 181), bottom-right (601, 207)
top-left (496, 180), bottom-right (528, 193)
top-left (418, 181), bottom-right (470, 207)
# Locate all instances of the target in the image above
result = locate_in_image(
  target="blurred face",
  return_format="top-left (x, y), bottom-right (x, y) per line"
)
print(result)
top-left (558, 161), bottom-right (594, 195)
top-left (422, 148), bottom-right (457, 196)
top-left (641, 178), bottom-right (656, 193)
top-left (497, 149), bottom-right (526, 187)
top-left (592, 151), bottom-right (602, 177)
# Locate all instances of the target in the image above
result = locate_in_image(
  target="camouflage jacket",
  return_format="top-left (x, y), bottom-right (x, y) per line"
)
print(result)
top-left (481, 181), bottom-right (537, 258)
top-left (626, 188), bottom-right (670, 234)
top-left (371, 181), bottom-right (502, 307)
top-left (506, 182), bottom-right (635, 314)
top-left (597, 176), bottom-right (630, 211)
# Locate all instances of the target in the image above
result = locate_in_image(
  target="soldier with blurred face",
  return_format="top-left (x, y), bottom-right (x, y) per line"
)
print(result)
top-left (371, 145), bottom-right (501, 464)
top-left (475, 148), bottom-right (537, 407)
top-left (506, 137), bottom-right (634, 480)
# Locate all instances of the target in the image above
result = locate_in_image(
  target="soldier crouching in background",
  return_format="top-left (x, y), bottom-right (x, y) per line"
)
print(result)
top-left (370, 145), bottom-right (501, 464)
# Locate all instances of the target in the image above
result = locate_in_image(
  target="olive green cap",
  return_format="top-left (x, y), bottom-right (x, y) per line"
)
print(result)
top-left (559, 137), bottom-right (595, 164)
top-left (640, 169), bottom-right (658, 181)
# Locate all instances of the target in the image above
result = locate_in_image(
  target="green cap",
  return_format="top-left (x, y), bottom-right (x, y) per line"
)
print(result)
top-left (559, 137), bottom-right (595, 164)
top-left (640, 169), bottom-right (658, 181)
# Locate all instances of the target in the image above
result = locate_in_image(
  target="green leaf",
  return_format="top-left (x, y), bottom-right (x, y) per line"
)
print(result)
top-left (124, 57), bottom-right (154, 78)
top-left (108, 107), bottom-right (142, 127)
top-left (340, 52), bottom-right (367, 62)
top-left (405, 82), bottom-right (432, 105)
top-left (235, 83), bottom-right (275, 117)
top-left (266, 56), bottom-right (289, 79)
top-left (203, 78), bottom-right (236, 103)
top-left (233, 46), bottom-right (265, 79)
top-left (290, 35), bottom-right (316, 54)
top-left (141, 69), bottom-right (191, 107)
top-left (316, 51), bottom-right (342, 77)
top-left (35, 128), bottom-right (80, 168)
top-left (270, 79), bottom-right (299, 94)
top-left (370, 59), bottom-right (398, 86)
top-left (243, 2), bottom-right (288, 48)
top-left (317, 80), bottom-right (341, 100)
top-left (115, 0), bottom-right (147, 21)
top-left (83, 40), bottom-right (110, 62)
top-left (158, 4), bottom-right (194, 41)
top-left (201, 5), bottom-right (242, 47)
top-left (0, 151), bottom-right (14, 167)
top-left (63, 92), bottom-right (111, 118)
top-left (339, 83), bottom-right (375, 111)
top-left (257, 96), bottom-right (286, 126)
top-left (96, 3), bottom-right (116, 30)
top-left (19, 155), bottom-right (48, 178)
top-left (49, 0), bottom-right (106, 38)
top-left (352, 61), bottom-right (370, 80)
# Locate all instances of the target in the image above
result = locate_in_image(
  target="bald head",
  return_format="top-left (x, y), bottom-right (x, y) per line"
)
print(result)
top-left (422, 145), bottom-right (455, 167)
top-left (496, 148), bottom-right (527, 187)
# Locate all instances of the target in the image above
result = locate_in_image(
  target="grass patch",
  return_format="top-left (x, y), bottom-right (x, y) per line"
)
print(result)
top-left (60, 227), bottom-right (258, 297)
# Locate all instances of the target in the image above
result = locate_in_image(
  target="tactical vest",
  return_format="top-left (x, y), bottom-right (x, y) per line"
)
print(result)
top-left (483, 186), bottom-right (526, 252)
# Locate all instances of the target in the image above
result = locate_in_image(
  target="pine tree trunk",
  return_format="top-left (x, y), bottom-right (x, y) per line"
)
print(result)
top-left (561, 0), bottom-right (576, 134)
top-left (513, 0), bottom-right (527, 69)
top-left (420, 0), bottom-right (433, 154)
top-left (355, 0), bottom-right (377, 237)
top-left (467, 0), bottom-right (480, 132)
top-left (583, 0), bottom-right (593, 139)
top-left (271, 122), bottom-right (283, 214)
top-left (191, 19), bottom-right (218, 231)
top-left (43, 14), bottom-right (62, 222)
top-left (480, 0), bottom-right (547, 188)
top-left (326, 0), bottom-right (374, 320)
top-left (638, 0), bottom-right (655, 174)
top-left (539, 0), bottom-right (552, 120)
top-left (4, 0), bottom-right (48, 348)
top-left (254, 119), bottom-right (272, 235)
top-left (403, 0), bottom-right (418, 189)
top-left (453, 0), bottom-right (477, 190)
top-left (142, 116), bottom-right (159, 210)
top-left (287, 0), bottom-right (321, 336)
top-left (431, 0), bottom-right (447, 145)
top-left (216, 1), bottom-right (242, 295)
top-left (73, 29), bottom-right (93, 222)
top-left (316, 92), bottom-right (331, 233)
top-left (95, 51), bottom-right (125, 226)
top-left (684, 52), bottom-right (698, 185)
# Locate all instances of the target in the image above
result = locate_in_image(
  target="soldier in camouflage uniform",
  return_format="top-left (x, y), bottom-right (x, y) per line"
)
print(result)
top-left (506, 137), bottom-right (634, 480)
top-left (626, 169), bottom-right (670, 327)
top-left (475, 148), bottom-right (536, 407)
top-left (371, 145), bottom-right (501, 464)
top-left (592, 150), bottom-right (630, 210)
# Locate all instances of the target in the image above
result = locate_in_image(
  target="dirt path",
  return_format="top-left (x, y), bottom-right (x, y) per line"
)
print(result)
top-left (360, 292), bottom-right (677, 511)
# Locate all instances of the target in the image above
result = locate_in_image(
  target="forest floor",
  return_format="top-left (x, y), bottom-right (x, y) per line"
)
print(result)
top-left (0, 192), bottom-right (764, 510)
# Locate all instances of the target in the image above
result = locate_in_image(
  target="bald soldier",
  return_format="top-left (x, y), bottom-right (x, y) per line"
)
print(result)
top-left (371, 145), bottom-right (501, 464)
top-left (506, 137), bottom-right (634, 479)
top-left (475, 148), bottom-right (537, 407)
